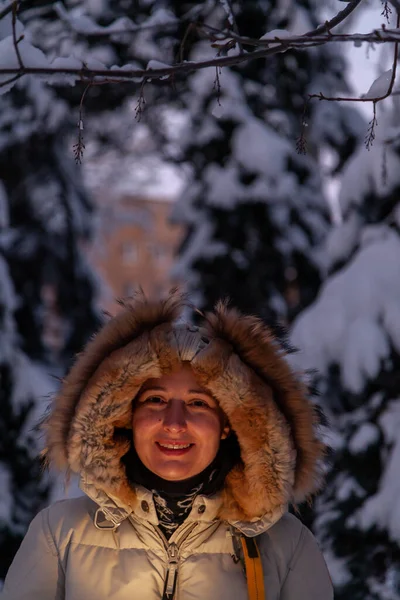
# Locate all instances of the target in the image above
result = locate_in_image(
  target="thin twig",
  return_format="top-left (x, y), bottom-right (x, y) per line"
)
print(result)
top-left (381, 12), bottom-right (400, 100)
top-left (389, 0), bottom-right (400, 14)
top-left (365, 103), bottom-right (378, 150)
top-left (382, 1), bottom-right (392, 23)
top-left (179, 22), bottom-right (195, 64)
top-left (0, 72), bottom-right (23, 89)
top-left (311, 0), bottom-right (364, 36)
top-left (198, 26), bottom-right (400, 50)
top-left (201, 0), bottom-right (365, 48)
top-left (296, 99), bottom-right (310, 154)
top-left (0, 0), bottom-right (15, 20)
top-left (222, 0), bottom-right (243, 54)
top-left (213, 66), bottom-right (222, 105)
top-left (73, 82), bottom-right (91, 164)
top-left (11, 0), bottom-right (24, 71)
top-left (309, 12), bottom-right (399, 105)
top-left (201, 27), bottom-right (400, 48)
top-left (135, 78), bottom-right (147, 121)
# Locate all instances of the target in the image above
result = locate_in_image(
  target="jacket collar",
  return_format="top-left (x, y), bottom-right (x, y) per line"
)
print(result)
top-left (81, 477), bottom-right (133, 527)
top-left (230, 504), bottom-right (286, 537)
top-left (81, 477), bottom-right (284, 536)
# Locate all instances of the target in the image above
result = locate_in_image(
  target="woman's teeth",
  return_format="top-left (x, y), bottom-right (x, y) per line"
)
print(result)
top-left (158, 443), bottom-right (191, 449)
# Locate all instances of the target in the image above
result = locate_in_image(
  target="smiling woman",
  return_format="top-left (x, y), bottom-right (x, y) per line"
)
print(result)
top-left (2, 291), bottom-right (333, 600)
top-left (132, 365), bottom-right (230, 482)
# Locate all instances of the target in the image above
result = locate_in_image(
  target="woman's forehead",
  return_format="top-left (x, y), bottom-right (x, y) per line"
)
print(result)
top-left (139, 365), bottom-right (212, 395)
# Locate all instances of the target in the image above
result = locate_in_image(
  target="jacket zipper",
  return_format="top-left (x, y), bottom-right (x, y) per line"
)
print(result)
top-left (155, 522), bottom-right (198, 600)
top-left (162, 542), bottom-right (179, 599)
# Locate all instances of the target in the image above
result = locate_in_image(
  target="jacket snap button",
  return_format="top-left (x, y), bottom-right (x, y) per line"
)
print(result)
top-left (141, 500), bottom-right (150, 513)
top-left (198, 504), bottom-right (206, 514)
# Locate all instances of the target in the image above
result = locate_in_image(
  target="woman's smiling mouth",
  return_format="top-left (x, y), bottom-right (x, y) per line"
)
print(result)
top-left (156, 442), bottom-right (194, 456)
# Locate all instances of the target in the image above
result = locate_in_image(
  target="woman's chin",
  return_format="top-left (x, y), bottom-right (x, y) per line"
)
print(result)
top-left (151, 460), bottom-right (201, 482)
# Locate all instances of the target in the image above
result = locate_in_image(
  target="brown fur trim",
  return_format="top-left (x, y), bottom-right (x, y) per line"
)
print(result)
top-left (44, 290), bottom-right (188, 470)
top-left (44, 292), bottom-right (324, 520)
top-left (202, 301), bottom-right (324, 503)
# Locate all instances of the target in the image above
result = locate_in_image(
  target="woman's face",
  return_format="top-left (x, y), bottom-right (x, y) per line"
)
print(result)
top-left (132, 364), bottom-right (229, 481)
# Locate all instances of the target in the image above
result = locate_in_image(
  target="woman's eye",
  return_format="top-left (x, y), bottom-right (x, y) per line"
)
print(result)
top-left (146, 396), bottom-right (165, 405)
top-left (190, 399), bottom-right (209, 408)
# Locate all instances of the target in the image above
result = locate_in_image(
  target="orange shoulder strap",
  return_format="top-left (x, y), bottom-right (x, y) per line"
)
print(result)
top-left (240, 535), bottom-right (265, 600)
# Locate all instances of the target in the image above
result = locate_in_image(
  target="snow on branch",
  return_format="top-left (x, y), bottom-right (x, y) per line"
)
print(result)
top-left (0, 0), bottom-right (370, 88)
top-left (2, 0), bottom-right (399, 159)
top-left (304, 11), bottom-right (400, 151)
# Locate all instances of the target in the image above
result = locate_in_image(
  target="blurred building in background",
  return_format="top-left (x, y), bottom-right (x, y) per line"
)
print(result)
top-left (89, 194), bottom-right (184, 314)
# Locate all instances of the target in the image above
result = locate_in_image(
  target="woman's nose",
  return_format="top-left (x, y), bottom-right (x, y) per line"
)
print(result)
top-left (163, 399), bottom-right (187, 433)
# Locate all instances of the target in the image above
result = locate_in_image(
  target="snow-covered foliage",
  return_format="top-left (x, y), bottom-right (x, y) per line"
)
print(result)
top-left (291, 96), bottom-right (400, 599)
top-left (167, 0), bottom-right (363, 320)
top-left (0, 253), bottom-right (53, 578)
top-left (0, 0), bottom-right (102, 581)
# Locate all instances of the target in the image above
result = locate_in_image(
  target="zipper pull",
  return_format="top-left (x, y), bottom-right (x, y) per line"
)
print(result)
top-left (162, 542), bottom-right (179, 599)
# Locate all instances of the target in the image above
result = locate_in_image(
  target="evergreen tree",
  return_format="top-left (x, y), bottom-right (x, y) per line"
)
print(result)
top-left (164, 0), bottom-right (364, 322)
top-left (23, 1), bottom-right (363, 324)
top-left (291, 98), bottom-right (400, 599)
top-left (0, 14), bottom-right (100, 580)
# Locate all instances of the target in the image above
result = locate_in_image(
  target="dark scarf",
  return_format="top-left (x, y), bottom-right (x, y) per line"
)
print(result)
top-left (123, 436), bottom-right (240, 539)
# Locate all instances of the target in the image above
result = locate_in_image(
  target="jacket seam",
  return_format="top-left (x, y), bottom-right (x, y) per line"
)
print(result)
top-left (59, 539), bottom-right (233, 555)
top-left (41, 508), bottom-right (58, 557)
top-left (288, 524), bottom-right (307, 571)
top-left (279, 523), bottom-right (306, 587)
top-left (42, 507), bottom-right (66, 578)
top-left (64, 540), bottom-right (164, 551)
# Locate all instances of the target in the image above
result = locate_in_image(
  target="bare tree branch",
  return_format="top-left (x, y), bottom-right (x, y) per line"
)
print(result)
top-left (201, 0), bottom-right (365, 48)
top-left (0, 72), bottom-right (23, 89)
top-left (311, 0), bottom-right (365, 36)
top-left (0, 0), bottom-right (16, 20)
top-left (179, 22), bottom-right (196, 64)
top-left (6, 30), bottom-right (400, 85)
top-left (0, 0), bottom-right (394, 110)
top-left (11, 1), bottom-right (24, 71)
top-left (379, 13), bottom-right (400, 100)
top-left (309, 12), bottom-right (399, 105)
top-left (200, 27), bottom-right (400, 49)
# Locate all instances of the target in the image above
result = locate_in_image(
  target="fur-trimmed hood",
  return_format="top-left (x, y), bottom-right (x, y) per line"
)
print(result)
top-left (45, 291), bottom-right (324, 522)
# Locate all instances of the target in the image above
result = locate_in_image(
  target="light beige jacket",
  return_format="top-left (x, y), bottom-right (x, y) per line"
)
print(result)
top-left (3, 488), bottom-right (332, 600)
top-left (3, 294), bottom-right (333, 599)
